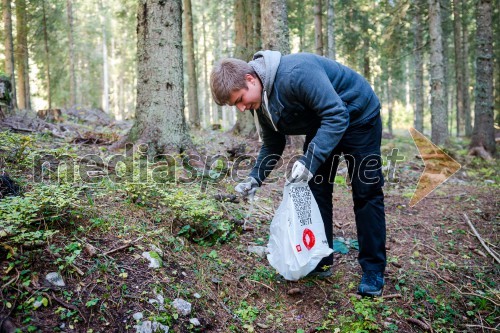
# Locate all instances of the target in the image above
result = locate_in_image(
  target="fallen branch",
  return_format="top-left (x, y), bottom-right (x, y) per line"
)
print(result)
top-left (463, 213), bottom-right (500, 264)
top-left (407, 317), bottom-right (430, 331)
top-left (101, 236), bottom-right (143, 256)
top-left (381, 293), bottom-right (402, 300)
top-left (70, 263), bottom-right (85, 276)
top-left (5, 125), bottom-right (35, 133)
top-left (465, 324), bottom-right (500, 332)
top-left (51, 292), bottom-right (88, 323)
top-left (431, 270), bottom-right (500, 307)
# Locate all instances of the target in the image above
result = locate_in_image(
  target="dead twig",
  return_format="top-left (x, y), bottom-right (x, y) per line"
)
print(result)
top-left (102, 236), bottom-right (143, 256)
top-left (70, 263), bottom-right (85, 276)
top-left (461, 292), bottom-right (500, 307)
top-left (431, 270), bottom-right (500, 306)
top-left (51, 292), bottom-right (88, 323)
top-left (407, 317), bottom-right (430, 331)
top-left (313, 280), bottom-right (329, 300)
top-left (248, 279), bottom-right (275, 292)
top-left (1, 269), bottom-right (20, 290)
top-left (463, 213), bottom-right (500, 264)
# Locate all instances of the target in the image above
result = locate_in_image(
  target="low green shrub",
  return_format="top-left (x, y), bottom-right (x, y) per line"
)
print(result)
top-left (0, 183), bottom-right (83, 252)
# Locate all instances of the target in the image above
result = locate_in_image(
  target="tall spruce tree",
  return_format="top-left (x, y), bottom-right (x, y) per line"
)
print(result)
top-left (470, 0), bottom-right (495, 155)
top-left (413, 0), bottom-right (425, 133)
top-left (184, 0), bottom-right (200, 128)
top-left (453, 0), bottom-right (465, 136)
top-left (428, 0), bottom-right (448, 145)
top-left (261, 0), bottom-right (290, 53)
top-left (314, 0), bottom-right (323, 55)
top-left (120, 0), bottom-right (190, 153)
top-left (67, 0), bottom-right (77, 107)
top-left (232, 0), bottom-right (260, 136)
top-left (326, 0), bottom-right (335, 60)
top-left (15, 0), bottom-right (30, 110)
top-left (3, 0), bottom-right (17, 109)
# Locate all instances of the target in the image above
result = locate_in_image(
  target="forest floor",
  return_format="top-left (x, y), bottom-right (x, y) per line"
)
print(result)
top-left (0, 110), bottom-right (499, 333)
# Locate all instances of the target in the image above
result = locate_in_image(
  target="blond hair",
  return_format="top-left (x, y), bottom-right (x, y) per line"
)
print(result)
top-left (210, 58), bottom-right (256, 105)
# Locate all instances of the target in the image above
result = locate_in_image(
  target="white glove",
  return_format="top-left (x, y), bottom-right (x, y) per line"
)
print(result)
top-left (235, 177), bottom-right (259, 197)
top-left (289, 161), bottom-right (313, 183)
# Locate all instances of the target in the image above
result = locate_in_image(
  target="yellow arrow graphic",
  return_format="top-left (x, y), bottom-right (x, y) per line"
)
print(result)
top-left (408, 128), bottom-right (462, 207)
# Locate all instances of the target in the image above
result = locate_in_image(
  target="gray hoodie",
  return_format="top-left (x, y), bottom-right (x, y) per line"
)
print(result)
top-left (249, 51), bottom-right (282, 131)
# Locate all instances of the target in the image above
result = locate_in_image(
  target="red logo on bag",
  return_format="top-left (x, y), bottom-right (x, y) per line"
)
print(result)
top-left (296, 245), bottom-right (302, 252)
top-left (303, 229), bottom-right (316, 250)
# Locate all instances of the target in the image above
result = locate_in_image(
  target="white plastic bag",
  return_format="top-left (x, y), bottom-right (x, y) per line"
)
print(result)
top-left (267, 182), bottom-right (333, 281)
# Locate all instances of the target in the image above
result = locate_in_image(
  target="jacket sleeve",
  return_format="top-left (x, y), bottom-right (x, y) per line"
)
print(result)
top-left (290, 64), bottom-right (349, 175)
top-left (248, 112), bottom-right (286, 185)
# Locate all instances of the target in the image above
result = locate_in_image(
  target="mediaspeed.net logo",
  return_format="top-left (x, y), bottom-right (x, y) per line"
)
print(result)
top-left (30, 128), bottom-right (460, 207)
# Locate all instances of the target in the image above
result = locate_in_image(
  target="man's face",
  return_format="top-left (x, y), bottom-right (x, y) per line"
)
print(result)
top-left (228, 74), bottom-right (262, 112)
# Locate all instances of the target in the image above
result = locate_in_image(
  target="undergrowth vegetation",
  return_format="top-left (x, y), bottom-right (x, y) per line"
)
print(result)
top-left (0, 130), bottom-right (498, 332)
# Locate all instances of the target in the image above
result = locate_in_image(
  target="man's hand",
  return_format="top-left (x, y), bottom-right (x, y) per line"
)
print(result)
top-left (235, 177), bottom-right (259, 197)
top-left (289, 161), bottom-right (313, 183)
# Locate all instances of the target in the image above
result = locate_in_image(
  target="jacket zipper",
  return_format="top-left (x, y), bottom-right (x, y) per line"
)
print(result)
top-left (263, 90), bottom-right (278, 132)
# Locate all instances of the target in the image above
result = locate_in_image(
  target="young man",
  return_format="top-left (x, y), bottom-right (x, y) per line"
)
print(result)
top-left (210, 51), bottom-right (386, 297)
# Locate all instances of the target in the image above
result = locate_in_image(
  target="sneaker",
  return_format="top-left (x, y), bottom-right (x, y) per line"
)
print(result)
top-left (305, 268), bottom-right (333, 279)
top-left (357, 270), bottom-right (384, 297)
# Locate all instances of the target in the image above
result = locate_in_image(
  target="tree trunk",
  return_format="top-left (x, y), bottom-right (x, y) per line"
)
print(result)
top-left (440, 0), bottom-right (451, 136)
top-left (234, 0), bottom-right (255, 61)
top-left (252, 0), bottom-right (262, 51)
top-left (67, 0), bottom-right (77, 108)
top-left (202, 1), bottom-right (210, 127)
top-left (495, 0), bottom-right (500, 126)
top-left (260, 0), bottom-right (290, 54)
top-left (298, 0), bottom-right (305, 52)
top-left (123, 0), bottom-right (190, 154)
top-left (314, 0), bottom-right (323, 56)
top-left (387, 77), bottom-right (393, 136)
top-left (183, 0), bottom-right (200, 128)
top-left (3, 0), bottom-right (17, 110)
top-left (42, 0), bottom-right (51, 109)
top-left (405, 61), bottom-right (411, 113)
top-left (100, 0), bottom-right (109, 113)
top-left (462, 0), bottom-right (472, 136)
top-left (428, 0), bottom-right (448, 145)
top-left (453, 0), bottom-right (465, 136)
top-left (326, 0), bottom-right (335, 60)
top-left (470, 0), bottom-right (495, 154)
top-left (363, 17), bottom-right (371, 82)
top-left (15, 0), bottom-right (30, 110)
top-left (232, 0), bottom-right (258, 136)
top-left (413, 0), bottom-right (424, 133)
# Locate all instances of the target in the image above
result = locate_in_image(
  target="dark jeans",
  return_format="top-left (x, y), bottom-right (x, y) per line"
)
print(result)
top-left (305, 114), bottom-right (386, 273)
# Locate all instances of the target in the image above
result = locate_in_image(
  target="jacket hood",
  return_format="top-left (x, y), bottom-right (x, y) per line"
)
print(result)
top-left (249, 50), bottom-right (282, 97)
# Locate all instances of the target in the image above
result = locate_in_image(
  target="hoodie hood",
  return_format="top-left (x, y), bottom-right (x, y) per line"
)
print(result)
top-left (249, 50), bottom-right (282, 97)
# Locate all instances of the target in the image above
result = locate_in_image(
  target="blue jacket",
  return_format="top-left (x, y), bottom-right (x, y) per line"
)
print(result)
top-left (248, 52), bottom-right (380, 184)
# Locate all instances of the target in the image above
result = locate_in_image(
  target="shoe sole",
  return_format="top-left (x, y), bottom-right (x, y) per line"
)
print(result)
top-left (305, 271), bottom-right (333, 279)
top-left (357, 288), bottom-right (383, 297)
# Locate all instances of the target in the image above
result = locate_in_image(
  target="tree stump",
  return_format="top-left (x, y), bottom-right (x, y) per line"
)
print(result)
top-left (37, 109), bottom-right (62, 122)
